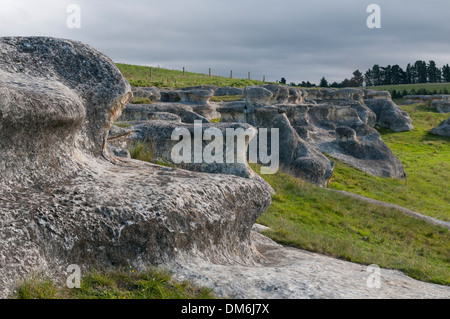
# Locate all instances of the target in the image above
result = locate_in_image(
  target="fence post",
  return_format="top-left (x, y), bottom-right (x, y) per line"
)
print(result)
top-left (248, 72), bottom-right (251, 80)
top-left (209, 68), bottom-right (212, 78)
top-left (183, 67), bottom-right (185, 77)
top-left (230, 70), bottom-right (233, 79)
top-left (149, 67), bottom-right (153, 81)
top-left (263, 75), bottom-right (266, 82)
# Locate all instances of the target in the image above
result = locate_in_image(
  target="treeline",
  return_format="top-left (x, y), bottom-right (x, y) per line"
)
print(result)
top-left (364, 61), bottom-right (450, 86)
top-left (390, 87), bottom-right (449, 99)
top-left (282, 60), bottom-right (450, 91)
top-left (282, 70), bottom-right (366, 88)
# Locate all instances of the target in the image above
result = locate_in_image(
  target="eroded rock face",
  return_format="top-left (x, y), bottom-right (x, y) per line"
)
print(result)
top-left (131, 87), bottom-right (161, 102)
top-left (218, 92), bottom-right (335, 186)
top-left (283, 102), bottom-right (406, 179)
top-left (215, 87), bottom-right (244, 96)
top-left (119, 103), bottom-right (209, 123)
top-left (218, 87), bottom-right (406, 182)
top-left (128, 121), bottom-right (268, 182)
top-left (0, 37), bottom-right (272, 297)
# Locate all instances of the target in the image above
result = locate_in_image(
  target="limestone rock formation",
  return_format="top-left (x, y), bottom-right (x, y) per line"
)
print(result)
top-left (128, 121), bottom-right (266, 181)
top-left (119, 103), bottom-right (209, 123)
top-left (431, 117), bottom-right (450, 137)
top-left (431, 101), bottom-right (450, 113)
top-left (0, 37), bottom-right (272, 297)
top-left (403, 95), bottom-right (450, 105)
top-left (363, 90), bottom-right (414, 132)
top-left (215, 87), bottom-right (244, 96)
top-left (218, 87), bottom-right (407, 181)
top-left (283, 102), bottom-right (406, 179)
top-left (219, 89), bottom-right (335, 186)
top-left (131, 86), bottom-right (161, 103)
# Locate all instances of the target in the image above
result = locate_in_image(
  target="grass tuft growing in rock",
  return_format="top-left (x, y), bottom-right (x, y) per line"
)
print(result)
top-left (13, 268), bottom-right (215, 300)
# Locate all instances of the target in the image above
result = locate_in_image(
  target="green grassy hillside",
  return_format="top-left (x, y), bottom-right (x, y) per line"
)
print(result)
top-left (116, 63), bottom-right (269, 88)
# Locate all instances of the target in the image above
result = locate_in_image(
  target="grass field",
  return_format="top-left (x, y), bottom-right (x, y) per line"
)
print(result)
top-left (367, 83), bottom-right (450, 94)
top-left (254, 165), bottom-right (449, 286)
top-left (116, 63), bottom-right (269, 89)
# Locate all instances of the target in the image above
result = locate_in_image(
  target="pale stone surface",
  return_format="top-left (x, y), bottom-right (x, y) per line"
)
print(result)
top-left (0, 37), bottom-right (272, 298)
top-left (168, 231), bottom-right (450, 299)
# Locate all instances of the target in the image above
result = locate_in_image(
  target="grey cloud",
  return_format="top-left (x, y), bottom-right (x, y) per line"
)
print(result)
top-left (0, 0), bottom-right (449, 84)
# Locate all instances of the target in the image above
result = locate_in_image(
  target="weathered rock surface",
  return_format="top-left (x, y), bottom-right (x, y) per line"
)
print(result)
top-left (403, 95), bottom-right (450, 105)
top-left (283, 102), bottom-right (406, 179)
top-left (119, 103), bottom-right (209, 123)
top-left (128, 120), bottom-right (267, 181)
top-left (431, 100), bottom-right (450, 113)
top-left (168, 229), bottom-right (450, 299)
top-left (430, 117), bottom-right (450, 137)
top-left (0, 37), bottom-right (273, 298)
top-left (131, 86), bottom-right (161, 102)
top-left (218, 87), bottom-right (406, 182)
top-left (219, 94), bottom-right (335, 186)
top-left (215, 87), bottom-right (244, 96)
top-left (363, 90), bottom-right (414, 132)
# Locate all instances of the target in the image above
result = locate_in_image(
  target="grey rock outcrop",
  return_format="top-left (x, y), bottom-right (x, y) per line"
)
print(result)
top-left (430, 117), bottom-right (450, 137)
top-left (218, 86), bottom-right (406, 181)
top-left (431, 100), bottom-right (450, 113)
top-left (158, 88), bottom-right (220, 120)
top-left (363, 90), bottom-right (414, 132)
top-left (403, 95), bottom-right (450, 105)
top-left (128, 121), bottom-right (267, 181)
top-left (215, 87), bottom-right (244, 96)
top-left (131, 86), bottom-right (161, 102)
top-left (119, 103), bottom-right (209, 123)
top-left (219, 90), bottom-right (335, 186)
top-left (283, 102), bottom-right (406, 179)
top-left (0, 37), bottom-right (272, 297)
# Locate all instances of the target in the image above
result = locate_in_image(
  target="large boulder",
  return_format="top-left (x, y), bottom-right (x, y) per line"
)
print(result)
top-left (431, 117), bottom-right (450, 137)
top-left (128, 121), bottom-right (268, 181)
top-left (363, 90), bottom-right (414, 132)
top-left (283, 103), bottom-right (406, 179)
top-left (0, 37), bottom-right (272, 297)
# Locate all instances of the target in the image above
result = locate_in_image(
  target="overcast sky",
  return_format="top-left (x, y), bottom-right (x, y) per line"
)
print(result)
top-left (1, 0), bottom-right (450, 84)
